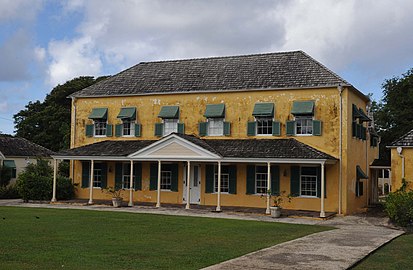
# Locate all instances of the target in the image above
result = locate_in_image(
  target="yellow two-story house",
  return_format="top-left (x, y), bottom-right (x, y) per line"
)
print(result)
top-left (52, 51), bottom-right (379, 216)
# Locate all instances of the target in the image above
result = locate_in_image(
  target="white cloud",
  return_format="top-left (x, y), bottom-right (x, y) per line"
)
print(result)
top-left (47, 37), bottom-right (102, 86)
top-left (0, 0), bottom-right (42, 23)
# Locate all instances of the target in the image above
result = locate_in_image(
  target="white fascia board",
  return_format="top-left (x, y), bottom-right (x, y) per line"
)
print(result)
top-left (51, 155), bottom-right (129, 161)
top-left (221, 158), bottom-right (336, 164)
top-left (0, 151), bottom-right (5, 160)
top-left (387, 145), bottom-right (413, 148)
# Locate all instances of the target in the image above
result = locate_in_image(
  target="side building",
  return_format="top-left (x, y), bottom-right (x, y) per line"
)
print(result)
top-left (52, 51), bottom-right (379, 216)
top-left (388, 129), bottom-right (413, 191)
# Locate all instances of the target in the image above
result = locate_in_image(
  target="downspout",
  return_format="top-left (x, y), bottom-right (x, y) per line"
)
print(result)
top-left (396, 147), bottom-right (405, 179)
top-left (338, 85), bottom-right (343, 215)
top-left (365, 104), bottom-right (370, 206)
top-left (71, 97), bottom-right (76, 183)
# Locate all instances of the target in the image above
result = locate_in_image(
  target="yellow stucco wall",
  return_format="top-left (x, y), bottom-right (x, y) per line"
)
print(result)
top-left (70, 86), bottom-right (378, 214)
top-left (391, 148), bottom-right (413, 191)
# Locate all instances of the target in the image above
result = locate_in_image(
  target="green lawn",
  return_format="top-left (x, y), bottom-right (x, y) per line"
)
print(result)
top-left (353, 233), bottom-right (413, 270)
top-left (0, 206), bottom-right (329, 270)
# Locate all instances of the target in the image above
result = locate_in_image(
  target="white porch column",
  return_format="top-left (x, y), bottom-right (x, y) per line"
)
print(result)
top-left (266, 162), bottom-right (271, 215)
top-left (320, 163), bottom-right (326, 218)
top-left (185, 161), bottom-right (191, 209)
top-left (88, 160), bottom-right (94, 205)
top-left (128, 160), bottom-right (134, 207)
top-left (51, 159), bottom-right (58, 203)
top-left (156, 160), bottom-right (161, 208)
top-left (216, 161), bottom-right (222, 212)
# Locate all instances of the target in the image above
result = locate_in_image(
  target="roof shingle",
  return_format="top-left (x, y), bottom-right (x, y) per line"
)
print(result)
top-left (390, 129), bottom-right (413, 147)
top-left (0, 137), bottom-right (55, 157)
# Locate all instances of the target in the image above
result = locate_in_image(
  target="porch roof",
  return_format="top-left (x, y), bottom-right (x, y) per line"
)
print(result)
top-left (55, 134), bottom-right (336, 161)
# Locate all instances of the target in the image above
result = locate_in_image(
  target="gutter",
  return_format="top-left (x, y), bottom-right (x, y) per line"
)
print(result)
top-left (396, 147), bottom-right (405, 179)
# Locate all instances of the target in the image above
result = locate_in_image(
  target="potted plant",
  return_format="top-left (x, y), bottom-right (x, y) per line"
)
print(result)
top-left (102, 186), bottom-right (124, 207)
top-left (269, 190), bottom-right (291, 218)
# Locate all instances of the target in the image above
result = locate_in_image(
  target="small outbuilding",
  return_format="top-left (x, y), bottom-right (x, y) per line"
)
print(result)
top-left (388, 129), bottom-right (413, 191)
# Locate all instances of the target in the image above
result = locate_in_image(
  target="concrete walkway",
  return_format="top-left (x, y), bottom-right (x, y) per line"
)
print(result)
top-left (0, 199), bottom-right (404, 269)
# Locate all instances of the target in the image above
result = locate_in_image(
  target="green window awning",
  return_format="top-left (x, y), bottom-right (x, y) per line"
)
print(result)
top-left (88, 108), bottom-right (108, 120)
top-left (204, 104), bottom-right (225, 118)
top-left (358, 108), bottom-right (371, 122)
top-left (158, 106), bottom-right (179, 119)
top-left (117, 107), bottom-right (136, 119)
top-left (291, 101), bottom-right (314, 115)
top-left (252, 103), bottom-right (274, 117)
top-left (356, 165), bottom-right (368, 180)
top-left (3, 160), bottom-right (16, 168)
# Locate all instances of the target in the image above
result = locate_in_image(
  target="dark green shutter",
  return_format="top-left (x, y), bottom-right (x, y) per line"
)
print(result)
top-left (177, 123), bottom-right (185, 134)
top-left (134, 163), bottom-right (142, 190)
top-left (272, 121), bottom-right (281, 136)
top-left (313, 120), bottom-right (322, 136)
top-left (86, 124), bottom-right (94, 137)
top-left (81, 161), bottom-right (90, 188)
top-left (357, 124), bottom-right (362, 139)
top-left (115, 163), bottom-right (123, 189)
top-left (286, 121), bottom-right (295, 136)
top-left (106, 124), bottom-right (113, 137)
top-left (352, 122), bottom-right (357, 137)
top-left (149, 163), bottom-right (158, 190)
top-left (115, 124), bottom-right (122, 137)
top-left (135, 124), bottom-right (141, 137)
top-left (316, 166), bottom-right (322, 198)
top-left (247, 122), bottom-right (256, 136)
top-left (290, 166), bottom-right (300, 197)
top-left (199, 122), bottom-right (208, 136)
top-left (171, 164), bottom-right (179, 192)
top-left (271, 166), bottom-right (280, 195)
top-left (154, 123), bottom-right (163, 137)
top-left (223, 122), bottom-right (231, 136)
top-left (246, 165), bottom-right (255, 194)
top-left (361, 126), bottom-right (367, 140)
top-left (205, 164), bottom-right (214, 193)
top-left (228, 165), bottom-right (237, 194)
top-left (100, 163), bottom-right (107, 188)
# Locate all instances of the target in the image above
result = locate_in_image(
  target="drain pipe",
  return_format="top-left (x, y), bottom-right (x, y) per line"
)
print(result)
top-left (396, 147), bottom-right (405, 179)
top-left (71, 97), bottom-right (77, 182)
top-left (338, 84), bottom-right (343, 215)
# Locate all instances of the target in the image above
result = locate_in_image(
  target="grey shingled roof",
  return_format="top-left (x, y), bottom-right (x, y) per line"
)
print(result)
top-left (57, 140), bottom-right (155, 157)
top-left (389, 129), bottom-right (413, 147)
top-left (71, 51), bottom-right (350, 97)
top-left (0, 137), bottom-right (55, 157)
top-left (56, 134), bottom-right (336, 160)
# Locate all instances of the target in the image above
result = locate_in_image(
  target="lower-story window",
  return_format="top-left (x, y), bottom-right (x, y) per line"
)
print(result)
top-left (161, 170), bottom-right (172, 190)
top-left (300, 167), bottom-right (317, 196)
top-left (93, 168), bottom-right (102, 188)
top-left (214, 172), bottom-right (229, 193)
top-left (255, 166), bottom-right (268, 194)
top-left (122, 163), bottom-right (132, 189)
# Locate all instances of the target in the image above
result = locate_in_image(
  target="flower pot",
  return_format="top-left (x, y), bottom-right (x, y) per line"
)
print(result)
top-left (270, 206), bottom-right (282, 218)
top-left (112, 197), bottom-right (123, 207)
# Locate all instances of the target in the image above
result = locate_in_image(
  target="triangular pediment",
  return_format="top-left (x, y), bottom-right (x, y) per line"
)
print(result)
top-left (129, 134), bottom-right (221, 160)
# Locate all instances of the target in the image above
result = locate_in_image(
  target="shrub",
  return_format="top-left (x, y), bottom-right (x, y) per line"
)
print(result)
top-left (0, 184), bottom-right (20, 199)
top-left (384, 190), bottom-right (413, 227)
top-left (0, 166), bottom-right (12, 187)
top-left (16, 159), bottom-right (76, 202)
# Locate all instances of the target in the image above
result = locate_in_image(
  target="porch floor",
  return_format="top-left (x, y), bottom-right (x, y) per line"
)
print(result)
top-left (57, 199), bottom-right (336, 220)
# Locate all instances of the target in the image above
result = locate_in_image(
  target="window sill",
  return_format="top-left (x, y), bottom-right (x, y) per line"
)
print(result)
top-left (256, 134), bottom-right (273, 136)
top-left (212, 192), bottom-right (230, 194)
top-left (93, 135), bottom-right (107, 138)
top-left (298, 195), bottom-right (318, 198)
top-left (295, 134), bottom-right (313, 137)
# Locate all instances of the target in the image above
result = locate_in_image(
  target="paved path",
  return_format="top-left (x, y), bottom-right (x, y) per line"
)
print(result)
top-left (0, 199), bottom-right (404, 269)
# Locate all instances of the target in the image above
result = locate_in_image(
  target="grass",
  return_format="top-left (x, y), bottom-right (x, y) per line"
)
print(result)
top-left (0, 206), bottom-right (329, 270)
top-left (352, 233), bottom-right (413, 270)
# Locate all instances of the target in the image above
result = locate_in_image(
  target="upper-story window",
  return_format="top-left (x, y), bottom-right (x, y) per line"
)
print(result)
top-left (247, 103), bottom-right (280, 136)
top-left (155, 106), bottom-right (184, 137)
top-left (116, 107), bottom-right (138, 137)
top-left (286, 101), bottom-right (322, 136)
top-left (86, 108), bottom-right (111, 138)
top-left (199, 104), bottom-right (230, 136)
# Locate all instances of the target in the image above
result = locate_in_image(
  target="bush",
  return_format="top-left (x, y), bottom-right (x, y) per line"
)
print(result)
top-left (0, 166), bottom-right (12, 187)
top-left (16, 159), bottom-right (76, 202)
top-left (384, 190), bottom-right (413, 227)
top-left (0, 184), bottom-right (20, 199)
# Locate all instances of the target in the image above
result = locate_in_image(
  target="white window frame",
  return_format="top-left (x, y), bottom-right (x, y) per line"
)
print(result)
top-left (255, 117), bottom-right (273, 136)
top-left (163, 119), bottom-right (178, 136)
top-left (207, 118), bottom-right (224, 136)
top-left (214, 172), bottom-right (229, 193)
top-left (93, 168), bottom-right (102, 188)
top-left (94, 119), bottom-right (107, 137)
top-left (121, 163), bottom-right (134, 189)
top-left (255, 165), bottom-right (268, 194)
top-left (161, 170), bottom-right (172, 190)
top-left (300, 166), bottom-right (318, 197)
top-left (295, 116), bottom-right (313, 136)
top-left (122, 119), bottom-right (135, 137)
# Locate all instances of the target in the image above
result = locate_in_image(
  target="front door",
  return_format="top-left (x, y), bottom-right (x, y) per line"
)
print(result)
top-left (183, 164), bottom-right (201, 204)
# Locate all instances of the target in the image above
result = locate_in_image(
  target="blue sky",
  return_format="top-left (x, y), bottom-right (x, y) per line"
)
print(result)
top-left (1, 0), bottom-right (413, 135)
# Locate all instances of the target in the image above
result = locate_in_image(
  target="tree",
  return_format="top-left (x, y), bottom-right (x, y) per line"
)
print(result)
top-left (14, 76), bottom-right (108, 151)
top-left (372, 68), bottom-right (413, 159)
